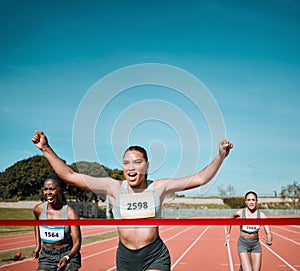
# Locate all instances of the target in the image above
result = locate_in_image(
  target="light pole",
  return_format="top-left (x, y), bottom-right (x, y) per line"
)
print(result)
top-left (278, 176), bottom-right (285, 197)
top-left (248, 165), bottom-right (257, 190)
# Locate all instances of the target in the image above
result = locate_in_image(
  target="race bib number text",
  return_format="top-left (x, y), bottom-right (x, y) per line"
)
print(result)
top-left (40, 226), bottom-right (65, 243)
top-left (120, 192), bottom-right (155, 219)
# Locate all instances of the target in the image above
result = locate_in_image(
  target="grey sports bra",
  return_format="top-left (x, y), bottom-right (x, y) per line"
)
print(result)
top-left (240, 208), bottom-right (261, 234)
top-left (39, 202), bottom-right (71, 243)
top-left (112, 180), bottom-right (161, 219)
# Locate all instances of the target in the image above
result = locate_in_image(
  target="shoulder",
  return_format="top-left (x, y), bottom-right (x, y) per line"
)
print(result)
top-left (109, 179), bottom-right (123, 194)
top-left (232, 208), bottom-right (243, 218)
top-left (259, 210), bottom-right (267, 218)
top-left (66, 205), bottom-right (80, 219)
top-left (33, 202), bottom-right (44, 217)
top-left (152, 177), bottom-right (171, 187)
top-left (152, 178), bottom-right (169, 190)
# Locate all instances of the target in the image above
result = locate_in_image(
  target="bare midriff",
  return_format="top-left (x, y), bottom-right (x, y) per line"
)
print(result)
top-left (240, 231), bottom-right (258, 239)
top-left (118, 226), bottom-right (159, 249)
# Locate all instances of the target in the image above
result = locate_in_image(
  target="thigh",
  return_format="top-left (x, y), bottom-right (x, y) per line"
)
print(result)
top-left (251, 252), bottom-right (262, 271)
top-left (144, 237), bottom-right (170, 271)
top-left (239, 252), bottom-right (252, 271)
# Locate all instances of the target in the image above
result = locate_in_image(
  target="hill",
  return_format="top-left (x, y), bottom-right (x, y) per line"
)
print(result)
top-left (0, 155), bottom-right (123, 202)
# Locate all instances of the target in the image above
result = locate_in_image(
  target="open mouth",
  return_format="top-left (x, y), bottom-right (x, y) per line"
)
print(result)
top-left (47, 196), bottom-right (54, 203)
top-left (128, 173), bottom-right (137, 179)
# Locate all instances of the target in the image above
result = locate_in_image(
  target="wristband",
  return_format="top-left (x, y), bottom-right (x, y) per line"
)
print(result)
top-left (64, 255), bottom-right (70, 261)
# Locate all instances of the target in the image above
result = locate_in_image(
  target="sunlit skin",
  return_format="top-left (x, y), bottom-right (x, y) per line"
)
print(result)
top-left (32, 130), bottom-right (233, 270)
top-left (245, 193), bottom-right (258, 214)
top-left (122, 150), bottom-right (149, 190)
top-left (43, 180), bottom-right (64, 209)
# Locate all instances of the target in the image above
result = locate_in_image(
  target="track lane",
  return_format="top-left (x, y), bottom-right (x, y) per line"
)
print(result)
top-left (0, 225), bottom-right (299, 271)
top-left (0, 226), bottom-right (117, 252)
top-left (263, 225), bottom-right (300, 270)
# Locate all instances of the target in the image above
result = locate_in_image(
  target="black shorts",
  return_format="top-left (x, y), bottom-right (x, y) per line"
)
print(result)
top-left (116, 235), bottom-right (171, 271)
top-left (37, 244), bottom-right (81, 271)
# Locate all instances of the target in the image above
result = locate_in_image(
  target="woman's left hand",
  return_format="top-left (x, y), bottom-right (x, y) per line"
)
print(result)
top-left (219, 140), bottom-right (233, 158)
top-left (57, 256), bottom-right (68, 270)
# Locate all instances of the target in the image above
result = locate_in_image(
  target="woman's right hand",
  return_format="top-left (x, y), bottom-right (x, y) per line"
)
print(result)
top-left (224, 233), bottom-right (230, 246)
top-left (32, 249), bottom-right (39, 259)
top-left (32, 130), bottom-right (49, 151)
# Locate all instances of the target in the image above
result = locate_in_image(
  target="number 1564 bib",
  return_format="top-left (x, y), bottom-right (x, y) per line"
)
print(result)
top-left (40, 225), bottom-right (65, 243)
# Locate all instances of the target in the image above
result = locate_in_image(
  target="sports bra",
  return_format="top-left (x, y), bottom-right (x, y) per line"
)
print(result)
top-left (112, 180), bottom-right (161, 220)
top-left (39, 202), bottom-right (71, 244)
top-left (240, 208), bottom-right (261, 234)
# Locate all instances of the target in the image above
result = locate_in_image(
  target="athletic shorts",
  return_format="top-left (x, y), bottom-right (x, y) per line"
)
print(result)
top-left (238, 235), bottom-right (262, 253)
top-left (37, 244), bottom-right (81, 271)
top-left (116, 235), bottom-right (171, 271)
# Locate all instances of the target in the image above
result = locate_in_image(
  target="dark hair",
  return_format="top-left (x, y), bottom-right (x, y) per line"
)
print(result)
top-left (44, 173), bottom-right (67, 202)
top-left (245, 191), bottom-right (258, 200)
top-left (124, 145), bottom-right (148, 162)
top-left (45, 174), bottom-right (66, 189)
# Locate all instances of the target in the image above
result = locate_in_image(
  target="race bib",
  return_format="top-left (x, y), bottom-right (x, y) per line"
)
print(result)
top-left (120, 192), bottom-right (155, 219)
top-left (40, 226), bottom-right (65, 243)
top-left (241, 224), bottom-right (260, 233)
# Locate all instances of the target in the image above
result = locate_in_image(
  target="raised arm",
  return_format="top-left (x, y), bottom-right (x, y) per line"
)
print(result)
top-left (32, 130), bottom-right (119, 195)
top-left (156, 140), bottom-right (233, 194)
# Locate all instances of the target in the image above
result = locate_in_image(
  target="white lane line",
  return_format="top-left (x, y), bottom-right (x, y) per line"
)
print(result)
top-left (164, 226), bottom-right (195, 242)
top-left (261, 242), bottom-right (298, 271)
top-left (0, 244), bottom-right (35, 253)
top-left (224, 226), bottom-right (234, 271)
top-left (105, 226), bottom-right (193, 271)
top-left (83, 246), bottom-right (117, 260)
top-left (0, 258), bottom-right (34, 269)
top-left (272, 231), bottom-right (300, 246)
top-left (273, 226), bottom-right (300, 235)
top-left (171, 226), bottom-right (210, 270)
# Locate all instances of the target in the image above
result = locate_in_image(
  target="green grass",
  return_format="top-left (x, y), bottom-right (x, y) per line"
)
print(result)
top-left (0, 231), bottom-right (118, 266)
top-left (0, 208), bottom-right (34, 219)
top-left (0, 247), bottom-right (34, 266)
top-left (0, 208), bottom-right (34, 236)
top-left (0, 208), bottom-right (118, 266)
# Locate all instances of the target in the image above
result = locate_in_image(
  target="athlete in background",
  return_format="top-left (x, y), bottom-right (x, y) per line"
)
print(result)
top-left (225, 191), bottom-right (272, 271)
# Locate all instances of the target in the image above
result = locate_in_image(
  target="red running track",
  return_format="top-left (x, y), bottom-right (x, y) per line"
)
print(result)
top-left (0, 225), bottom-right (299, 271)
top-left (0, 226), bottom-right (116, 253)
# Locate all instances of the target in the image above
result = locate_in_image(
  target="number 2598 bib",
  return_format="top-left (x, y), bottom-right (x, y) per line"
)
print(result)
top-left (120, 192), bottom-right (155, 219)
top-left (40, 225), bottom-right (65, 243)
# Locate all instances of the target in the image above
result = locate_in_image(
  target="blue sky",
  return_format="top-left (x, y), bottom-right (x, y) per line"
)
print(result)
top-left (1, 0), bottom-right (299, 197)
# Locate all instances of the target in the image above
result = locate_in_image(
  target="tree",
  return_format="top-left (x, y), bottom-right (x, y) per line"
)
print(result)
top-left (0, 156), bottom-right (55, 200)
top-left (280, 181), bottom-right (300, 209)
top-left (218, 184), bottom-right (235, 197)
top-left (69, 161), bottom-right (110, 202)
top-left (0, 156), bottom-right (124, 202)
top-left (103, 166), bottom-right (124, 181)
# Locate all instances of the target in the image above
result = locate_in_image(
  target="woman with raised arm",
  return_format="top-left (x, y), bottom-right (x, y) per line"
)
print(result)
top-left (225, 191), bottom-right (272, 271)
top-left (32, 130), bottom-right (233, 271)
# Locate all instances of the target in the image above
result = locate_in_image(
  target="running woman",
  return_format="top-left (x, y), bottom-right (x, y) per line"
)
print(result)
top-left (225, 191), bottom-right (272, 271)
top-left (32, 130), bottom-right (233, 271)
